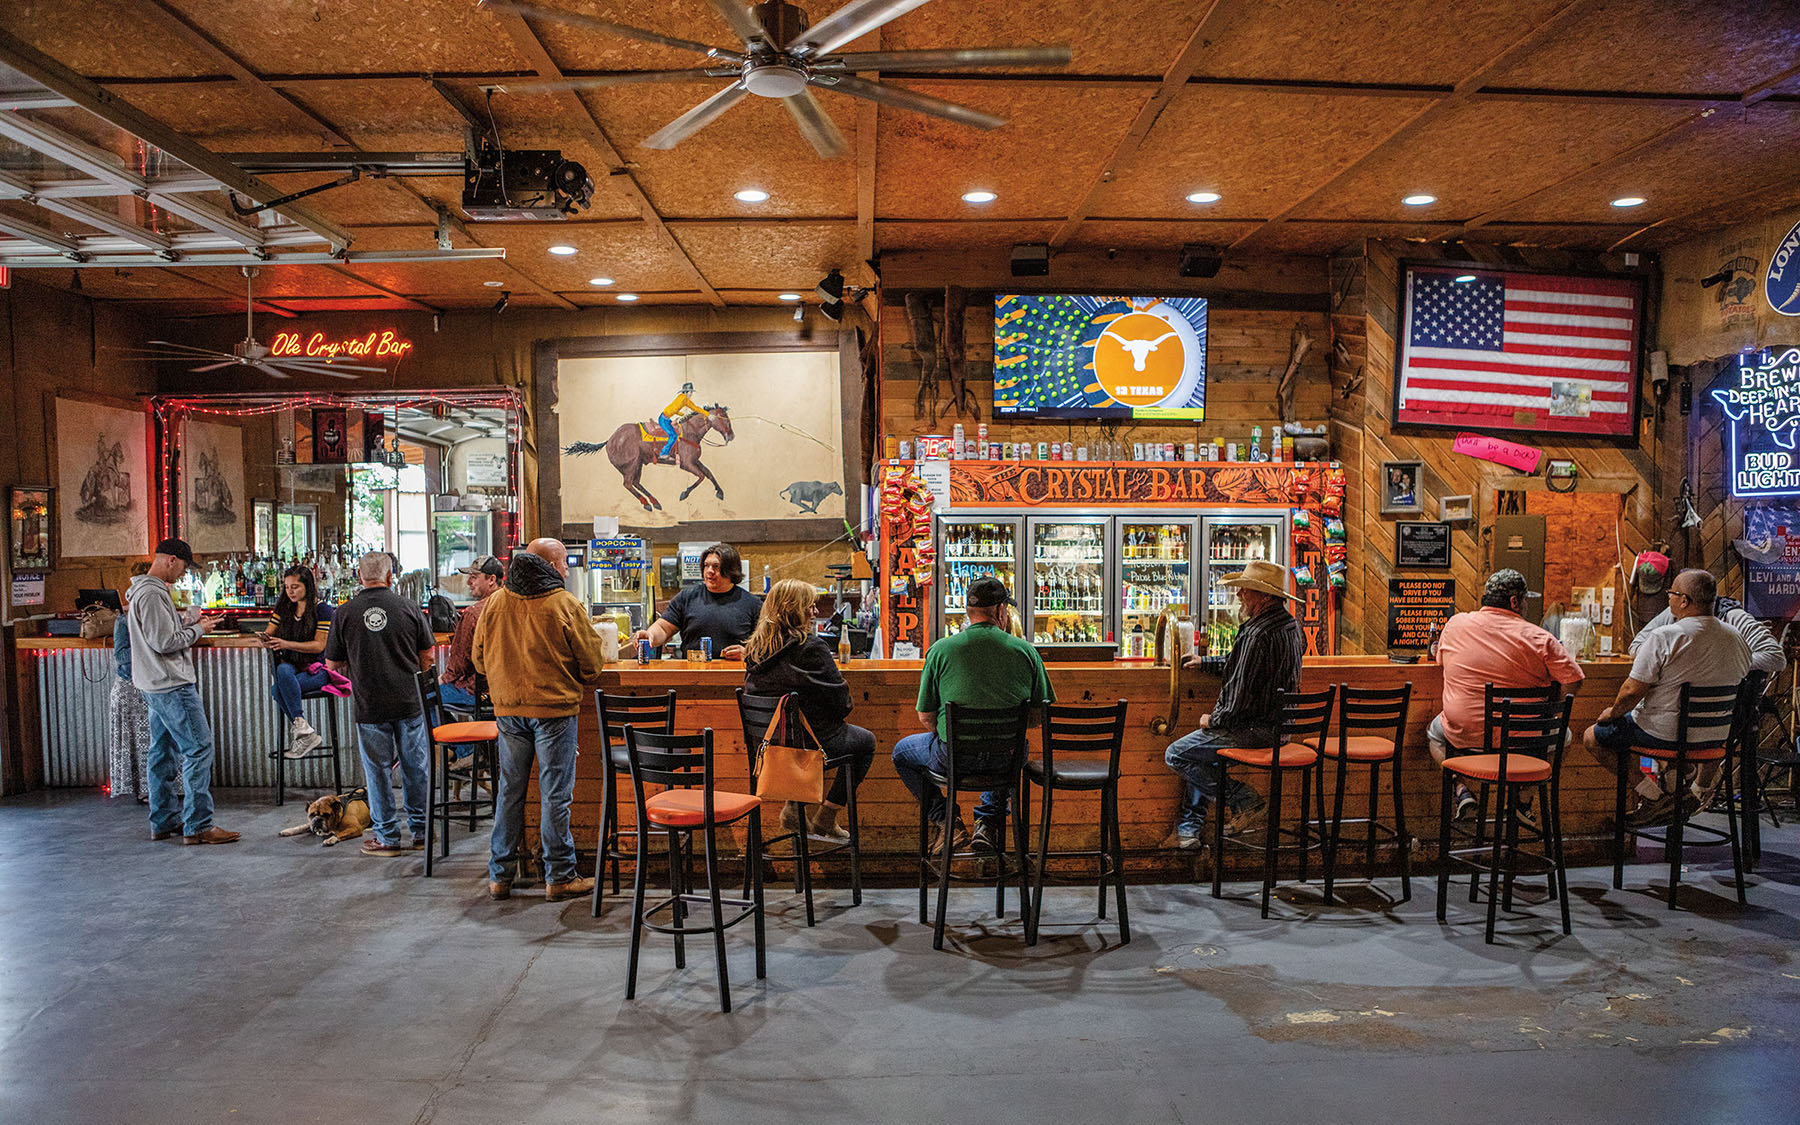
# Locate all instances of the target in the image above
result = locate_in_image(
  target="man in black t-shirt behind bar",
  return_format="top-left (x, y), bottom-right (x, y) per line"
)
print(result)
top-left (632, 542), bottom-right (762, 660)
top-left (325, 552), bottom-right (436, 858)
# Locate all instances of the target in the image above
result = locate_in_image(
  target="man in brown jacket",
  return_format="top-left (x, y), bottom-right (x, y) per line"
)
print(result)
top-left (473, 537), bottom-right (607, 901)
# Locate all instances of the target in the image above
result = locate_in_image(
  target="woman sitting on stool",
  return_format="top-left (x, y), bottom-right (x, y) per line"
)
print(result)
top-left (261, 565), bottom-right (336, 758)
top-left (742, 578), bottom-right (875, 842)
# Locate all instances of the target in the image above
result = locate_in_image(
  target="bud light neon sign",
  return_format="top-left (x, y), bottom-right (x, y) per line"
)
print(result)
top-left (1714, 347), bottom-right (1800, 496)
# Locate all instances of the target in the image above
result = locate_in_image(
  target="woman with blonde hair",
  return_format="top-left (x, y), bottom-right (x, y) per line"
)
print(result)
top-left (743, 578), bottom-right (875, 841)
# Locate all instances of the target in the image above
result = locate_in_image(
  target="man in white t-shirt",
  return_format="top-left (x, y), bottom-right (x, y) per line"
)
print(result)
top-left (1581, 568), bottom-right (1750, 827)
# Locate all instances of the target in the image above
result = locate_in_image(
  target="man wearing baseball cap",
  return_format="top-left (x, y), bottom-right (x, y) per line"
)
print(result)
top-left (128, 538), bottom-right (237, 845)
top-left (440, 555), bottom-right (505, 711)
top-left (1163, 559), bottom-right (1305, 850)
top-left (1428, 569), bottom-right (1584, 820)
top-left (893, 576), bottom-right (1053, 854)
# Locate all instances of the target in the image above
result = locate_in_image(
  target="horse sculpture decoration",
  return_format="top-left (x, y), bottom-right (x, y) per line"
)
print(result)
top-left (564, 404), bottom-right (734, 512)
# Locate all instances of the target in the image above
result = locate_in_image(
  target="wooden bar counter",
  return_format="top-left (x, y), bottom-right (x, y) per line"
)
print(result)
top-left (580, 655), bottom-right (1635, 878)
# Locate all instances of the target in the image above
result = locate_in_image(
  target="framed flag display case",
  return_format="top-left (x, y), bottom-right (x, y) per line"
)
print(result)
top-left (1392, 262), bottom-right (1644, 441)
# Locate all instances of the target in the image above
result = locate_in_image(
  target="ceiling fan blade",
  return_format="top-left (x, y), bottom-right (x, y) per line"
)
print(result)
top-left (783, 90), bottom-right (849, 159)
top-left (479, 1), bottom-right (739, 60)
top-left (188, 361), bottom-right (240, 373)
top-left (819, 46), bottom-right (1073, 71)
top-left (706, 0), bottom-right (767, 45)
top-left (313, 366), bottom-right (367, 381)
top-left (281, 359), bottom-right (389, 374)
top-left (810, 73), bottom-right (1004, 130)
top-left (499, 68), bottom-right (735, 94)
top-left (643, 83), bottom-right (749, 149)
top-left (252, 362), bottom-right (292, 380)
top-left (788, 0), bottom-right (932, 57)
top-left (145, 340), bottom-right (238, 356)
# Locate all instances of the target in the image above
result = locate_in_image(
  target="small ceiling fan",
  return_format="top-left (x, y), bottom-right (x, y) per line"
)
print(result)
top-left (125, 267), bottom-right (385, 380)
top-left (482, 0), bottom-right (1072, 158)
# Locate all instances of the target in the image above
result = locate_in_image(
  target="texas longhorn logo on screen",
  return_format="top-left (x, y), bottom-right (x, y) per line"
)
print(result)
top-left (1091, 299), bottom-right (1204, 409)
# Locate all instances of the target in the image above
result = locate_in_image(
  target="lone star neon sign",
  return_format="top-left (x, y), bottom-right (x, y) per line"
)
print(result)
top-left (1713, 347), bottom-right (1800, 496)
top-left (269, 328), bottom-right (414, 362)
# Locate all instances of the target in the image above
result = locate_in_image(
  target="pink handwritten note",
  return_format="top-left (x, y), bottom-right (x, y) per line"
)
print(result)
top-left (1452, 432), bottom-right (1542, 473)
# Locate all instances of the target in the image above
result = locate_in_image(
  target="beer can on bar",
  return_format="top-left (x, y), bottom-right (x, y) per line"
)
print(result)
top-left (700, 637), bottom-right (712, 662)
top-left (637, 638), bottom-right (653, 665)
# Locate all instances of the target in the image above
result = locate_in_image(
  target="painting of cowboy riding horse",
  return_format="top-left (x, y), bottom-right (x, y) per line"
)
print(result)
top-left (556, 349), bottom-right (848, 531)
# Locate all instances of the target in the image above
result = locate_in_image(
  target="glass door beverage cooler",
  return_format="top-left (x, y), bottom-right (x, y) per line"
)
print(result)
top-left (1025, 515), bottom-right (1110, 648)
top-left (934, 515), bottom-right (1023, 639)
top-left (1115, 518), bottom-right (1197, 658)
top-left (1200, 513), bottom-right (1289, 654)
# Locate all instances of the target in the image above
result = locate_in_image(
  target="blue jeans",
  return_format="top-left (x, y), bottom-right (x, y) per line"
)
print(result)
top-left (891, 731), bottom-right (1007, 823)
top-left (1164, 726), bottom-right (1269, 836)
top-left (356, 716), bottom-right (429, 845)
top-left (658, 415), bottom-right (679, 458)
top-left (270, 662), bottom-right (333, 721)
top-left (490, 715), bottom-right (580, 885)
top-left (144, 685), bottom-right (216, 837)
top-left (439, 681), bottom-right (479, 710)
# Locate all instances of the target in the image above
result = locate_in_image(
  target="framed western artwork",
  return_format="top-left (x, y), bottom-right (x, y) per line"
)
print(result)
top-left (54, 397), bottom-right (151, 558)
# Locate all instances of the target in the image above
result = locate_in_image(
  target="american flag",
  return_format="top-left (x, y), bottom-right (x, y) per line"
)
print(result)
top-left (1396, 267), bottom-right (1640, 437)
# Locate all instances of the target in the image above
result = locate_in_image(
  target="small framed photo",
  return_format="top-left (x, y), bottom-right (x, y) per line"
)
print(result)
top-left (1380, 461), bottom-right (1425, 515)
top-left (9, 486), bottom-right (54, 571)
top-left (1440, 494), bottom-right (1473, 522)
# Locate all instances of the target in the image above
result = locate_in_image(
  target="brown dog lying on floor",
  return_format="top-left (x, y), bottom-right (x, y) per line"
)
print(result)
top-left (278, 788), bottom-right (373, 846)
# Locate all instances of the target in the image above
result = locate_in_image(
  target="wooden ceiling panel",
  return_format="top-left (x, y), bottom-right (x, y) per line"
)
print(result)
top-left (190, 263), bottom-right (388, 298)
top-left (518, 0), bottom-right (737, 72)
top-left (671, 221), bottom-right (858, 291)
top-left (163, 0), bottom-right (531, 75)
top-left (875, 221), bottom-right (1060, 250)
top-left (1290, 100), bottom-right (1700, 222)
top-left (1094, 91), bottom-right (1437, 219)
top-left (273, 80), bottom-right (465, 148)
top-left (0, 2), bottom-right (219, 77)
top-left (465, 221), bottom-right (703, 294)
top-left (256, 174), bottom-right (442, 227)
top-left (1495, 0), bottom-right (1800, 93)
top-left (1065, 219), bottom-right (1260, 251)
top-left (1507, 102), bottom-right (1800, 226)
top-left (1199, 0), bottom-right (1572, 87)
top-left (583, 81), bottom-right (859, 217)
top-left (881, 0), bottom-right (1195, 76)
top-left (875, 85), bottom-right (1152, 219)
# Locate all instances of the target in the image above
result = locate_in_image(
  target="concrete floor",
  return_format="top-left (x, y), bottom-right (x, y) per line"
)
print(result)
top-left (2, 791), bottom-right (1797, 1125)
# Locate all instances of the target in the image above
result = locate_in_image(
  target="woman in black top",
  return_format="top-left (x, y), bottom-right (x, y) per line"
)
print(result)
top-left (262, 565), bottom-right (337, 758)
top-left (742, 578), bottom-right (875, 842)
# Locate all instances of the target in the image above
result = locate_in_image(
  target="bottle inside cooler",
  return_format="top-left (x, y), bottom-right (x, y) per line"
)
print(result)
top-left (1118, 521), bottom-right (1190, 658)
top-left (1204, 522), bottom-right (1280, 655)
top-left (1030, 521), bottom-right (1105, 644)
top-left (941, 521), bottom-right (1015, 638)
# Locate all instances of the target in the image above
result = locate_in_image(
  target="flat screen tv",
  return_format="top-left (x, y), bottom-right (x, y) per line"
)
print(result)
top-left (993, 294), bottom-right (1208, 420)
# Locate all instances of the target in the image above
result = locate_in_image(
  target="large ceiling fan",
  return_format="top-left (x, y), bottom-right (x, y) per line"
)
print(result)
top-left (483, 0), bottom-right (1072, 158)
top-left (124, 268), bottom-right (385, 380)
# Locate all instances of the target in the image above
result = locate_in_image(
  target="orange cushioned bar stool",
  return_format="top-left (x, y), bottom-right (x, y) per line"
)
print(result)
top-left (921, 702), bottom-right (1035, 951)
top-left (1024, 700), bottom-right (1130, 945)
top-left (1213, 687), bottom-right (1335, 919)
top-left (623, 726), bottom-right (765, 1014)
top-left (591, 689), bottom-right (677, 917)
top-left (418, 671), bottom-right (499, 878)
top-left (1607, 680), bottom-right (1752, 910)
top-left (1436, 688), bottom-right (1574, 944)
top-left (1319, 683), bottom-right (1413, 905)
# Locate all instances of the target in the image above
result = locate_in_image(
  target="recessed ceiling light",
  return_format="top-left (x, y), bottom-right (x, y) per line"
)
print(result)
top-left (483, 280), bottom-right (504, 287)
top-left (617, 293), bottom-right (639, 302)
top-left (734, 188), bottom-right (770, 203)
top-left (1454, 274), bottom-right (1477, 283)
top-left (1185, 191), bottom-right (1221, 204)
top-left (588, 276), bottom-right (615, 286)
top-left (1611, 196), bottom-right (1646, 208)
top-left (548, 244), bottom-right (577, 256)
top-left (961, 190), bottom-right (997, 204)
top-left (777, 292), bottom-right (802, 301)
top-left (1401, 194), bottom-right (1437, 206)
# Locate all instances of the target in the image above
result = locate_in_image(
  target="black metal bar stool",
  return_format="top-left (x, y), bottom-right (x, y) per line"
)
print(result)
top-left (919, 702), bottom-right (1034, 950)
top-left (1320, 682), bottom-right (1413, 904)
top-left (270, 687), bottom-right (345, 807)
top-left (622, 726), bottom-right (766, 1014)
top-left (1606, 680), bottom-right (1752, 910)
top-left (1436, 688), bottom-right (1574, 943)
top-left (736, 689), bottom-right (863, 926)
top-left (418, 672), bottom-right (498, 877)
top-left (1213, 687), bottom-right (1334, 918)
top-left (1024, 699), bottom-right (1129, 944)
top-left (591, 690), bottom-right (677, 917)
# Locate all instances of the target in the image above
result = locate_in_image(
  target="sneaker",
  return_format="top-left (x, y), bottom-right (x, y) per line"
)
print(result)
top-left (1453, 789), bottom-right (1478, 821)
top-left (183, 826), bottom-right (240, 845)
top-left (487, 880), bottom-right (512, 900)
top-left (1226, 795), bottom-right (1268, 837)
top-left (971, 818), bottom-right (1004, 853)
top-left (1163, 828), bottom-right (1204, 851)
top-left (285, 718), bottom-right (322, 759)
top-left (1627, 792), bottom-right (1677, 829)
top-left (360, 837), bottom-right (404, 857)
top-left (1513, 798), bottom-right (1541, 834)
top-left (929, 814), bottom-right (971, 855)
top-left (545, 876), bottom-right (596, 902)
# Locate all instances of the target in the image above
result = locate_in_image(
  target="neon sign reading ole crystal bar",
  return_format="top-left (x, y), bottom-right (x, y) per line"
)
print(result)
top-left (1714, 347), bottom-right (1800, 496)
top-left (269, 329), bottom-right (414, 362)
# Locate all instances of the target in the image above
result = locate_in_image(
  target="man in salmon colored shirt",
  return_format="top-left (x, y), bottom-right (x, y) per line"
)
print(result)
top-left (1427, 569), bottom-right (1585, 818)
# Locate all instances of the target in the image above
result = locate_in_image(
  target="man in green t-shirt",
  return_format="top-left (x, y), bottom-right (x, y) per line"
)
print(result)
top-left (893, 577), bottom-right (1054, 853)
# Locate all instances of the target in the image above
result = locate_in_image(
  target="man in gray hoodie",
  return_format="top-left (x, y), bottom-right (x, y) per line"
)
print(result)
top-left (128, 538), bottom-right (239, 845)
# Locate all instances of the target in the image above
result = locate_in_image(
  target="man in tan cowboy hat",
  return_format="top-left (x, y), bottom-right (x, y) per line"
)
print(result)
top-left (1163, 559), bottom-right (1304, 849)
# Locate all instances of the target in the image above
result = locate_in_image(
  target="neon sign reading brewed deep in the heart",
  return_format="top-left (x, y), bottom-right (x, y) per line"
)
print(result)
top-left (269, 329), bottom-right (414, 362)
top-left (1713, 347), bottom-right (1800, 496)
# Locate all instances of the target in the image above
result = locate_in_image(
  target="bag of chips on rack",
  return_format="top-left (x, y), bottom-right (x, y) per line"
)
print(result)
top-left (1325, 516), bottom-right (1345, 542)
top-left (1291, 508), bottom-right (1312, 531)
top-left (1292, 565), bottom-right (1316, 590)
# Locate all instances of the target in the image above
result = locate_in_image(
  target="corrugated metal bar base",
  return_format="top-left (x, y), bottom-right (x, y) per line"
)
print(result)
top-left (38, 646), bottom-right (368, 790)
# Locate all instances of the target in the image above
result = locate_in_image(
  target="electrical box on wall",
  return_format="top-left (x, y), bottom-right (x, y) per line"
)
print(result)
top-left (1491, 515), bottom-right (1547, 621)
top-left (658, 556), bottom-right (679, 589)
